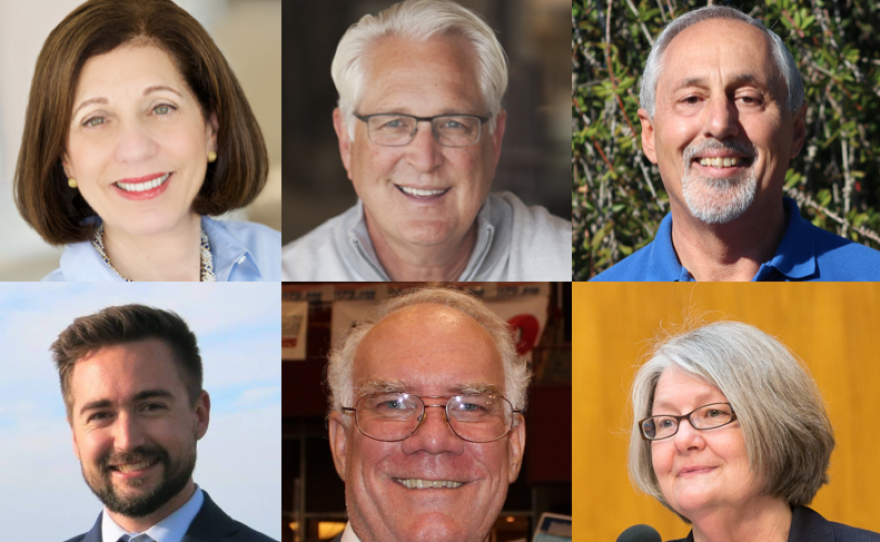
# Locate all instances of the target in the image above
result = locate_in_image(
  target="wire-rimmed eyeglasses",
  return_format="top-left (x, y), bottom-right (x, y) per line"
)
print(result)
top-left (342, 392), bottom-right (520, 443)
top-left (639, 402), bottom-right (737, 441)
top-left (355, 113), bottom-right (490, 147)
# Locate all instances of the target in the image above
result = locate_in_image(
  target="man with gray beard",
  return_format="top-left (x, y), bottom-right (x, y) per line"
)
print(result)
top-left (592, 5), bottom-right (880, 281)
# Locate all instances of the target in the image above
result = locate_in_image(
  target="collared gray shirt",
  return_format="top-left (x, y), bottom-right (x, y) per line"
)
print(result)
top-left (281, 191), bottom-right (571, 281)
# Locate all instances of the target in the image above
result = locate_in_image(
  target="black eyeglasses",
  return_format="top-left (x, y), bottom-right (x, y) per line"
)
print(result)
top-left (342, 392), bottom-right (520, 443)
top-left (355, 113), bottom-right (490, 147)
top-left (639, 402), bottom-right (737, 441)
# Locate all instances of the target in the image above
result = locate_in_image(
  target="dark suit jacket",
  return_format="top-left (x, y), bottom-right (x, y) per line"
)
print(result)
top-left (329, 534), bottom-right (343, 542)
top-left (62, 490), bottom-right (278, 542)
top-left (669, 506), bottom-right (880, 542)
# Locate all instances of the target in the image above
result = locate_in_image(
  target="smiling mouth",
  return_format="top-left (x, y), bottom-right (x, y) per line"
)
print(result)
top-left (697, 157), bottom-right (748, 168)
top-left (396, 185), bottom-right (450, 198)
top-left (395, 478), bottom-right (464, 489)
top-left (109, 457), bottom-right (160, 473)
top-left (679, 467), bottom-right (716, 476)
top-left (116, 172), bottom-right (170, 192)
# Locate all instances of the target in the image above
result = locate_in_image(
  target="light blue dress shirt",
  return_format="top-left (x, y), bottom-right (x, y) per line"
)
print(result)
top-left (101, 486), bottom-right (204, 542)
top-left (42, 217), bottom-right (281, 282)
top-left (591, 197), bottom-right (880, 281)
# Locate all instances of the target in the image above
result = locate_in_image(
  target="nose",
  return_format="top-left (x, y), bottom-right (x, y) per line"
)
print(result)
top-left (401, 404), bottom-right (465, 455)
top-left (111, 412), bottom-right (147, 452)
top-left (114, 118), bottom-right (159, 164)
top-left (703, 95), bottom-right (740, 140)
top-left (404, 120), bottom-right (443, 172)
top-left (672, 418), bottom-right (705, 453)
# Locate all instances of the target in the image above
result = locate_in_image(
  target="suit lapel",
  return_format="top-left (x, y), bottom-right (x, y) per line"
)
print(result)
top-left (181, 491), bottom-right (238, 542)
top-left (82, 512), bottom-right (103, 542)
top-left (787, 507), bottom-right (834, 542)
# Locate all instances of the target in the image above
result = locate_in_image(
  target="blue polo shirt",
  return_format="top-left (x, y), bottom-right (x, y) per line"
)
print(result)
top-left (591, 198), bottom-right (880, 281)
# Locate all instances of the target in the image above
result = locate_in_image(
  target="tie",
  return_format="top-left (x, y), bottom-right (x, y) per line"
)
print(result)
top-left (118, 535), bottom-right (156, 542)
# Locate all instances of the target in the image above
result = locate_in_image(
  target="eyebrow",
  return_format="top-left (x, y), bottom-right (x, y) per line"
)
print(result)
top-left (652, 392), bottom-right (722, 413)
top-left (72, 85), bottom-right (183, 118)
top-left (674, 73), bottom-right (764, 92)
top-left (354, 380), bottom-right (503, 397)
top-left (78, 388), bottom-right (176, 417)
top-left (456, 383), bottom-right (504, 396)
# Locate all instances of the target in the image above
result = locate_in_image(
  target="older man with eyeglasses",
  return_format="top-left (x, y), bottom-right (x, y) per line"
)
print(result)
top-left (325, 287), bottom-right (531, 542)
top-left (281, 0), bottom-right (570, 281)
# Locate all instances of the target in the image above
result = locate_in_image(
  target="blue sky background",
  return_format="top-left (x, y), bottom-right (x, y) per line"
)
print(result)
top-left (0, 282), bottom-right (280, 541)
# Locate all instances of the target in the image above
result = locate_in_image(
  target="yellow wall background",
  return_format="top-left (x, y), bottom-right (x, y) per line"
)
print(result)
top-left (573, 283), bottom-right (880, 540)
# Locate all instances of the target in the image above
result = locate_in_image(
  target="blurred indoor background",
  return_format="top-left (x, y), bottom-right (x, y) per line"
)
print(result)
top-left (281, 282), bottom-right (572, 542)
top-left (281, 0), bottom-right (571, 245)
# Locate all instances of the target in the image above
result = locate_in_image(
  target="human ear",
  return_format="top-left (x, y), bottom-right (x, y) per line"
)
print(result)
top-left (789, 104), bottom-right (807, 159)
top-left (333, 109), bottom-right (353, 181)
top-left (61, 153), bottom-right (73, 179)
top-left (506, 416), bottom-right (526, 483)
top-left (490, 109), bottom-right (507, 169)
top-left (327, 411), bottom-right (349, 481)
top-left (206, 112), bottom-right (219, 154)
top-left (194, 391), bottom-right (211, 440)
top-left (638, 108), bottom-right (658, 164)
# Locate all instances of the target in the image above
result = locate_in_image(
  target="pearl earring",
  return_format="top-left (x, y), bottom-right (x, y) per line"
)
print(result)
top-left (208, 151), bottom-right (217, 163)
top-left (68, 178), bottom-right (78, 189)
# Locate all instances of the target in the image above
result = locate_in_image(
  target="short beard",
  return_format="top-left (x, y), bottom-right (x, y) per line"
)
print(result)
top-left (681, 139), bottom-right (758, 225)
top-left (81, 444), bottom-right (196, 518)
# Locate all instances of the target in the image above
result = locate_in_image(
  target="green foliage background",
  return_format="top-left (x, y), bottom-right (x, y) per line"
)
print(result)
top-left (572, 0), bottom-right (880, 280)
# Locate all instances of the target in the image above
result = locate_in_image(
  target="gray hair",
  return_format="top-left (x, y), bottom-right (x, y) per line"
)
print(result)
top-left (331, 0), bottom-right (508, 139)
top-left (629, 321), bottom-right (834, 521)
top-left (640, 6), bottom-right (804, 118)
top-left (326, 287), bottom-right (531, 416)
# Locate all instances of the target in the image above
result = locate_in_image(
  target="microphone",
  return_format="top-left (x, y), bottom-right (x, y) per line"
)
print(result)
top-left (616, 524), bottom-right (662, 542)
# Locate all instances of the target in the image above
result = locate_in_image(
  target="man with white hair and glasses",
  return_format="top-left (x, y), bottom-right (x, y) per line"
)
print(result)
top-left (325, 287), bottom-right (530, 542)
top-left (593, 5), bottom-right (880, 282)
top-left (281, 0), bottom-right (570, 281)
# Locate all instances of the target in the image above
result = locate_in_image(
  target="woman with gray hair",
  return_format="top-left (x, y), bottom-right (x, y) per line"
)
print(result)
top-left (629, 321), bottom-right (880, 541)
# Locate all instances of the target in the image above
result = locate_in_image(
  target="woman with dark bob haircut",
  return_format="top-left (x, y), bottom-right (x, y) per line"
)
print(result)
top-left (630, 321), bottom-right (880, 541)
top-left (14, 0), bottom-right (279, 281)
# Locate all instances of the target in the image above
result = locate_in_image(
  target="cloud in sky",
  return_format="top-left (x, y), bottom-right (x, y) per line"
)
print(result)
top-left (0, 283), bottom-right (280, 541)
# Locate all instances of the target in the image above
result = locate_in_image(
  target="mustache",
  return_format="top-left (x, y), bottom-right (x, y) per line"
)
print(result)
top-left (683, 139), bottom-right (756, 167)
top-left (100, 445), bottom-right (169, 471)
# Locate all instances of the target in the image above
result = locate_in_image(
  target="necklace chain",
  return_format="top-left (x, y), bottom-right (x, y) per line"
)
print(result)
top-left (91, 224), bottom-right (217, 282)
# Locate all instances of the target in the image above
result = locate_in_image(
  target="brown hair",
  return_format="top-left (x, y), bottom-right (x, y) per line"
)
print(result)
top-left (51, 304), bottom-right (203, 418)
top-left (14, 0), bottom-right (268, 245)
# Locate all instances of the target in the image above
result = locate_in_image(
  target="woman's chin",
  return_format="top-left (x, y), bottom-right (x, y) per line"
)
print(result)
top-left (670, 487), bottom-right (719, 516)
top-left (101, 212), bottom-right (199, 238)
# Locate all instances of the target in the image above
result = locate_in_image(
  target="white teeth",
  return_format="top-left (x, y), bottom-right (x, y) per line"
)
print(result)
top-left (116, 173), bottom-right (170, 192)
top-left (698, 157), bottom-right (741, 168)
top-left (400, 186), bottom-right (447, 197)
top-left (396, 478), bottom-right (463, 489)
top-left (114, 459), bottom-right (156, 473)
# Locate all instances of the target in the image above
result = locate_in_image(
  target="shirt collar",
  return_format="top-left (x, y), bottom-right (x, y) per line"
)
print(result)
top-left (346, 198), bottom-right (495, 281)
top-left (58, 216), bottom-right (260, 282)
top-left (653, 197), bottom-right (816, 281)
top-left (645, 212), bottom-right (693, 281)
top-left (101, 486), bottom-right (204, 542)
top-left (754, 197), bottom-right (817, 280)
top-left (340, 522), bottom-right (361, 542)
top-left (200, 216), bottom-right (260, 281)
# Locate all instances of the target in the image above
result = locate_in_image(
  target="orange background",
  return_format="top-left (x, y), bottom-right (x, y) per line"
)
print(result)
top-left (572, 283), bottom-right (880, 540)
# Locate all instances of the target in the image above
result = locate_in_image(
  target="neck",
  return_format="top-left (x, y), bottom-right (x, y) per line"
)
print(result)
top-left (102, 213), bottom-right (203, 282)
top-left (107, 480), bottom-right (196, 533)
top-left (366, 215), bottom-right (477, 281)
top-left (690, 498), bottom-right (791, 542)
top-left (670, 198), bottom-right (788, 281)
